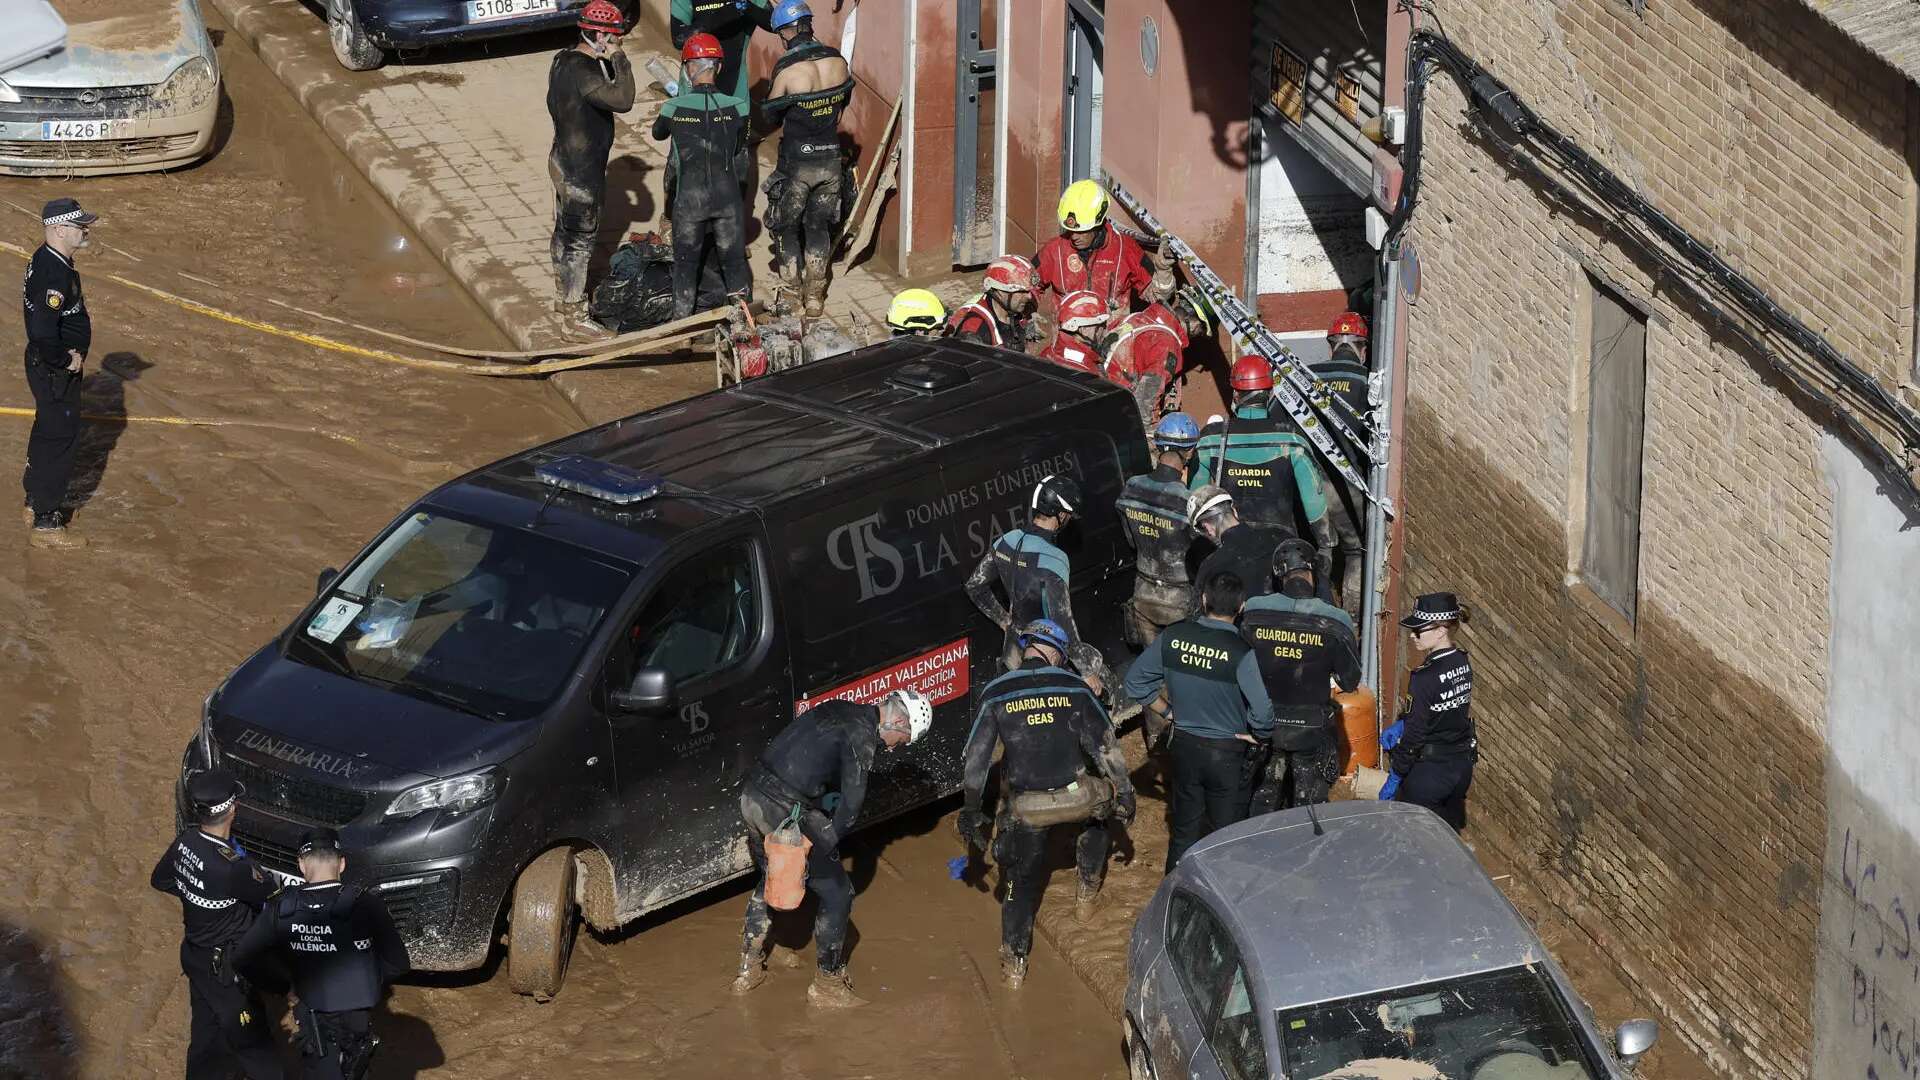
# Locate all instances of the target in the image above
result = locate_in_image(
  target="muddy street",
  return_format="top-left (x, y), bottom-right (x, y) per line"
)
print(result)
top-left (0, 9), bottom-right (1123, 1079)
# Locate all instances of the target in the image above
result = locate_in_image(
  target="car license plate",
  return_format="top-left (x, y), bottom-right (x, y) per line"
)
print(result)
top-left (467, 0), bottom-right (555, 23)
top-left (40, 118), bottom-right (130, 141)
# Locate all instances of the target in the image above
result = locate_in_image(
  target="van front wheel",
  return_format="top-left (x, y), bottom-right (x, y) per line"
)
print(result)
top-left (507, 847), bottom-right (577, 1001)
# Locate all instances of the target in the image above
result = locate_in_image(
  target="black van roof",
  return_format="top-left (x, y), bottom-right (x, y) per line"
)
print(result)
top-left (472, 339), bottom-right (1126, 513)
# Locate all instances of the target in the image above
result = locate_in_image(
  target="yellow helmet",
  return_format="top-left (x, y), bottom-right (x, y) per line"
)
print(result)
top-left (886, 288), bottom-right (947, 333)
top-left (1057, 179), bottom-right (1110, 233)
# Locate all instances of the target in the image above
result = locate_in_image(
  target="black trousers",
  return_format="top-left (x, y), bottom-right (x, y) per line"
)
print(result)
top-left (1165, 731), bottom-right (1254, 872)
top-left (1397, 755), bottom-right (1475, 832)
top-left (298, 1006), bottom-right (374, 1080)
top-left (181, 941), bottom-right (282, 1080)
top-left (770, 158), bottom-right (843, 278)
top-left (740, 784), bottom-right (855, 972)
top-left (22, 354), bottom-right (79, 517)
top-left (1248, 742), bottom-right (1337, 816)
top-left (549, 156), bottom-right (605, 305)
top-left (670, 190), bottom-right (749, 320)
top-left (992, 812), bottom-right (1110, 958)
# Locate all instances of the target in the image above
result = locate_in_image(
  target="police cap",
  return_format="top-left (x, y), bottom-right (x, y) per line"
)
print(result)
top-left (41, 197), bottom-right (97, 227)
top-left (298, 828), bottom-right (345, 858)
top-left (187, 768), bottom-right (244, 816)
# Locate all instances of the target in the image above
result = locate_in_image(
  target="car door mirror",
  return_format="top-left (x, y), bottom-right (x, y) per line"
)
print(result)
top-left (610, 667), bottom-right (674, 714)
top-left (316, 567), bottom-right (339, 596)
top-left (1615, 1018), bottom-right (1658, 1067)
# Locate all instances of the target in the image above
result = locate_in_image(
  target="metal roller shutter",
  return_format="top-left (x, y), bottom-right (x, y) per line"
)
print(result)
top-left (1252, 0), bottom-right (1384, 201)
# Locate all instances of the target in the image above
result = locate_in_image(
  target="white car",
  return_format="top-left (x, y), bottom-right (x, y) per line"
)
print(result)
top-left (0, 0), bottom-right (220, 176)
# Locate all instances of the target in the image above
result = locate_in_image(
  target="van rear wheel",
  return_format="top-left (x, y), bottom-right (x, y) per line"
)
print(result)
top-left (507, 847), bottom-right (577, 1001)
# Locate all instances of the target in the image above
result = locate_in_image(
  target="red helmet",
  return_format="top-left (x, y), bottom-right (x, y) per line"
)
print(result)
top-left (1230, 354), bottom-right (1273, 392)
top-left (1329, 310), bottom-right (1369, 341)
top-left (579, 0), bottom-right (626, 34)
top-left (681, 31), bottom-right (724, 61)
top-left (983, 254), bottom-right (1036, 295)
top-left (1056, 290), bottom-right (1109, 334)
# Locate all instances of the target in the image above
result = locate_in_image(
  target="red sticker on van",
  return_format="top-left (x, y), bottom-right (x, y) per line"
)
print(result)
top-left (795, 638), bottom-right (971, 713)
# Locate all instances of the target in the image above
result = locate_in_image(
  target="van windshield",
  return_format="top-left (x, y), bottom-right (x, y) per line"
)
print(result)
top-left (288, 510), bottom-right (634, 721)
top-left (1278, 965), bottom-right (1604, 1080)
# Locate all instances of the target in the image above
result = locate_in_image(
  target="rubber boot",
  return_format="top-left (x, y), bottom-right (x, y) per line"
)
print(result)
top-left (1075, 878), bottom-right (1103, 924)
top-left (730, 949), bottom-right (768, 995)
top-left (29, 512), bottom-right (84, 549)
top-left (553, 299), bottom-right (607, 342)
top-left (802, 257), bottom-right (829, 319)
top-left (770, 943), bottom-right (804, 969)
top-left (773, 261), bottom-right (802, 317)
top-left (999, 946), bottom-right (1027, 989)
top-left (807, 967), bottom-right (868, 1008)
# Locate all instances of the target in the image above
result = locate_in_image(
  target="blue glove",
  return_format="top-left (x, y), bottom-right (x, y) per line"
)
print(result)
top-left (230, 838), bottom-right (247, 859)
top-left (1379, 720), bottom-right (1406, 751)
top-left (819, 792), bottom-right (842, 814)
top-left (947, 856), bottom-right (969, 881)
top-left (1379, 772), bottom-right (1402, 801)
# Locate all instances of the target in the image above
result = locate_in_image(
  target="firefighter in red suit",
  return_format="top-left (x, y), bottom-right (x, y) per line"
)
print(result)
top-left (1034, 180), bottom-right (1153, 317)
top-left (1100, 276), bottom-right (1216, 429)
top-left (947, 254), bottom-right (1040, 351)
top-left (1042, 290), bottom-right (1110, 375)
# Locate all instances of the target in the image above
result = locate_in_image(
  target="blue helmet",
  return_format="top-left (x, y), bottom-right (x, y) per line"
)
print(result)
top-left (1017, 619), bottom-right (1071, 657)
top-left (769, 0), bottom-right (811, 29)
top-left (1153, 412), bottom-right (1201, 449)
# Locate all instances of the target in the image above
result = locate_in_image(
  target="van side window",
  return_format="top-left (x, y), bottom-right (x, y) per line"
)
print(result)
top-left (1167, 891), bottom-right (1264, 1079)
top-left (613, 541), bottom-right (760, 688)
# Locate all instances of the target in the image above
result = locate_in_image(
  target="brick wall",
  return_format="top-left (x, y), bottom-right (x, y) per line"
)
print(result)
top-left (1401, 1), bottom-right (1916, 1074)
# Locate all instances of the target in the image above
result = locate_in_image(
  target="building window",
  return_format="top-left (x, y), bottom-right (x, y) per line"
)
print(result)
top-left (1580, 277), bottom-right (1648, 621)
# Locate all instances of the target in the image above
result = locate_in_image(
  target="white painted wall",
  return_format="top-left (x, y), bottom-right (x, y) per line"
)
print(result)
top-left (1256, 130), bottom-right (1371, 295)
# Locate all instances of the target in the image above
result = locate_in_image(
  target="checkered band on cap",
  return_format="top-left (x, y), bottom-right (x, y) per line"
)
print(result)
top-left (43, 209), bottom-right (86, 226)
top-left (200, 793), bottom-right (238, 817)
top-left (1409, 607), bottom-right (1460, 624)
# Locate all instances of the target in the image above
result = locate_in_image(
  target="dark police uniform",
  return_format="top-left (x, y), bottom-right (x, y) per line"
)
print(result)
top-left (737, 699), bottom-right (878, 977)
top-left (21, 240), bottom-right (88, 520)
top-left (233, 851), bottom-right (408, 1080)
top-left (762, 35), bottom-right (853, 308)
top-left (149, 817), bottom-right (283, 1079)
top-left (652, 82), bottom-right (753, 319)
top-left (547, 45), bottom-right (636, 308)
top-left (1190, 402), bottom-right (1337, 567)
top-left (1116, 462), bottom-right (1195, 645)
top-left (1123, 615), bottom-right (1273, 870)
top-left (1242, 587), bottom-right (1361, 812)
top-left (1194, 520), bottom-right (1291, 602)
top-left (1312, 344), bottom-right (1371, 618)
top-left (1393, 646), bottom-right (1477, 831)
top-left (965, 522), bottom-right (1107, 683)
top-left (961, 657), bottom-right (1134, 963)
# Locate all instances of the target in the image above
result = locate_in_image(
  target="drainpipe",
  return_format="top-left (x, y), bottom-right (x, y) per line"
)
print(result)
top-left (898, 1), bottom-right (918, 267)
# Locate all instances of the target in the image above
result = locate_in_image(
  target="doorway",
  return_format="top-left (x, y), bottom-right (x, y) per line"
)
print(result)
top-left (953, 0), bottom-right (1000, 265)
top-left (1062, 0), bottom-right (1104, 187)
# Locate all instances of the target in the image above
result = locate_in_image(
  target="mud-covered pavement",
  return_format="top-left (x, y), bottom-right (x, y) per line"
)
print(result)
top-left (0, 9), bottom-right (1122, 1078)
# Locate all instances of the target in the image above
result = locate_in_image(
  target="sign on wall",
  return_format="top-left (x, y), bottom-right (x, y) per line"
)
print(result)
top-left (1270, 43), bottom-right (1308, 124)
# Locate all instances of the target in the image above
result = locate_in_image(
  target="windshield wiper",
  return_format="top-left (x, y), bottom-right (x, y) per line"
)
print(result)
top-left (389, 680), bottom-right (503, 721)
top-left (288, 632), bottom-right (354, 679)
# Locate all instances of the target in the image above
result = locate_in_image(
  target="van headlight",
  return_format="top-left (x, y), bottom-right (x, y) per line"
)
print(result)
top-left (386, 769), bottom-right (498, 818)
top-left (155, 56), bottom-right (217, 112)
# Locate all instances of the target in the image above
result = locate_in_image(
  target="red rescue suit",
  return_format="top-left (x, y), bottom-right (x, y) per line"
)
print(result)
top-left (947, 294), bottom-right (1032, 351)
top-left (1034, 224), bottom-right (1153, 315)
top-left (1042, 333), bottom-right (1104, 376)
top-left (1100, 302), bottom-right (1188, 425)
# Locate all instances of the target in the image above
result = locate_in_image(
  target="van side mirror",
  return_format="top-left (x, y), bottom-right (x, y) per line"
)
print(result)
top-left (1615, 1018), bottom-right (1658, 1068)
top-left (316, 567), bottom-right (339, 596)
top-left (610, 667), bottom-right (674, 713)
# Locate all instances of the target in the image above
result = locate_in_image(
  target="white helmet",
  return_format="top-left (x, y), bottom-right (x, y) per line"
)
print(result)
top-left (882, 689), bottom-right (934, 743)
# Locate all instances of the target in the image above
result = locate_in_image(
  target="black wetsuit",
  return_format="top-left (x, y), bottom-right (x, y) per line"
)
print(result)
top-left (1194, 521), bottom-right (1290, 602)
top-left (965, 521), bottom-right (1108, 684)
top-left (547, 48), bottom-right (636, 305)
top-left (149, 829), bottom-right (283, 1079)
top-left (1393, 647), bottom-right (1477, 831)
top-left (1116, 462), bottom-right (1195, 643)
top-left (738, 699), bottom-right (878, 973)
top-left (651, 83), bottom-right (752, 317)
top-left (20, 243), bottom-right (87, 519)
top-left (762, 37), bottom-right (853, 286)
top-left (1241, 585), bottom-right (1361, 812)
top-left (1313, 343), bottom-right (1371, 618)
top-left (962, 658), bottom-right (1133, 959)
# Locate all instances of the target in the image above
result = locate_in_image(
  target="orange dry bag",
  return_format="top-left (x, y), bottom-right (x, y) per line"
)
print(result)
top-left (764, 809), bottom-right (812, 911)
top-left (1335, 686), bottom-right (1380, 773)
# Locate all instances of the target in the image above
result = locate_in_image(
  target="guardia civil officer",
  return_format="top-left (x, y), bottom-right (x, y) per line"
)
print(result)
top-left (21, 197), bottom-right (95, 548)
top-left (958, 620), bottom-right (1135, 987)
top-left (733, 689), bottom-right (933, 1006)
top-left (1381, 593), bottom-right (1477, 831)
top-left (761, 0), bottom-right (853, 317)
top-left (233, 829), bottom-right (408, 1080)
top-left (1242, 539), bottom-right (1361, 814)
top-left (1316, 311), bottom-right (1373, 618)
top-left (1115, 413), bottom-right (1202, 751)
top-left (1122, 572), bottom-right (1275, 871)
top-left (652, 33), bottom-right (752, 319)
top-left (1189, 355), bottom-right (1337, 575)
top-left (965, 473), bottom-right (1109, 689)
top-left (1189, 485), bottom-right (1290, 602)
top-left (669, 0), bottom-right (770, 102)
top-left (149, 768), bottom-right (283, 1079)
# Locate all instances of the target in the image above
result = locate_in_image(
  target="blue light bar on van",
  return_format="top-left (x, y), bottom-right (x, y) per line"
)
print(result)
top-left (533, 455), bottom-right (662, 505)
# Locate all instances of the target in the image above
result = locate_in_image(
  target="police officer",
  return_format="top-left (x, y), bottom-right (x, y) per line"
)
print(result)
top-left (946, 254), bottom-right (1040, 351)
top-left (1189, 355), bottom-right (1337, 578)
top-left (148, 768), bottom-right (283, 1079)
top-left (547, 0), bottom-right (636, 335)
top-left (958, 620), bottom-right (1134, 987)
top-left (1382, 593), bottom-right (1477, 831)
top-left (233, 829), bottom-right (408, 1080)
top-left (653, 33), bottom-right (752, 320)
top-left (762, 0), bottom-right (853, 317)
top-left (885, 288), bottom-right (946, 337)
top-left (1116, 413), bottom-right (1200, 757)
top-left (1315, 311), bottom-right (1372, 618)
top-left (670, 0), bottom-right (770, 102)
top-left (965, 473), bottom-right (1109, 690)
top-left (1189, 485), bottom-right (1289, 603)
top-left (21, 197), bottom-right (94, 548)
top-left (734, 689), bottom-right (932, 1006)
top-left (1121, 572), bottom-right (1274, 870)
top-left (1242, 538), bottom-right (1361, 813)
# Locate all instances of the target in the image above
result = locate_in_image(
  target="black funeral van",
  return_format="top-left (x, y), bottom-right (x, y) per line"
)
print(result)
top-left (179, 338), bottom-right (1150, 998)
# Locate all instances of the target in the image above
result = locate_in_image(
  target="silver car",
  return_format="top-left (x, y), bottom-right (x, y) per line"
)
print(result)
top-left (1124, 802), bottom-right (1659, 1080)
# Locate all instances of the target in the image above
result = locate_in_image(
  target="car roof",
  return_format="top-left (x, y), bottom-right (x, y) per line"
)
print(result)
top-left (472, 338), bottom-right (1118, 514)
top-left (1175, 801), bottom-right (1546, 1011)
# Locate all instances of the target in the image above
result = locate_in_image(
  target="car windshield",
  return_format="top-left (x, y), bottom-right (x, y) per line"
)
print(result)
top-left (1279, 965), bottom-right (1605, 1080)
top-left (287, 510), bottom-right (634, 721)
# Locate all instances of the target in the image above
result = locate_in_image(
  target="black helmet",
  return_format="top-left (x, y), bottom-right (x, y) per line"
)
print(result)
top-left (1273, 537), bottom-right (1318, 580)
top-left (1031, 474), bottom-right (1083, 518)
